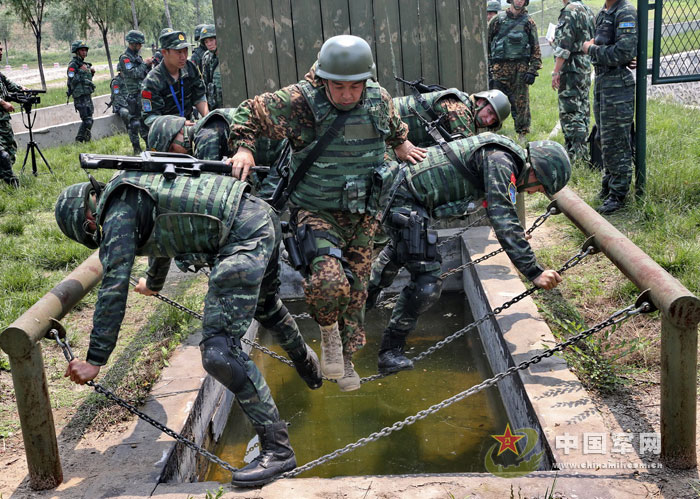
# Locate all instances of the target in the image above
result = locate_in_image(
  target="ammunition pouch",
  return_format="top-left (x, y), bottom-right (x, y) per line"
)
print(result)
top-left (389, 208), bottom-right (440, 263)
top-left (370, 161), bottom-right (401, 214)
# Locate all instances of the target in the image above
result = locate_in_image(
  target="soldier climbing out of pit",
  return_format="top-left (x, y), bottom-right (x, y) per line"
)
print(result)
top-left (368, 133), bottom-right (571, 374)
top-left (55, 165), bottom-right (322, 486)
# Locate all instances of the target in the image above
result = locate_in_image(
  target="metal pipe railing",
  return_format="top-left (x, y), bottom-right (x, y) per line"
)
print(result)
top-left (553, 187), bottom-right (700, 469)
top-left (0, 251), bottom-right (103, 489)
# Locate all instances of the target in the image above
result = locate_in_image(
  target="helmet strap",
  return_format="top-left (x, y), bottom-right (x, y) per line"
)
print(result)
top-left (516, 164), bottom-right (540, 192)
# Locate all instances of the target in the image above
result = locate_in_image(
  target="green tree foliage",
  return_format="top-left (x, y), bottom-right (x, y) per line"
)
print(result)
top-left (5, 0), bottom-right (53, 88)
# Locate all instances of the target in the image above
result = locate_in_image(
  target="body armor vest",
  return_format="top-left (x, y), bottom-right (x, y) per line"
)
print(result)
top-left (118, 48), bottom-right (150, 95)
top-left (68, 56), bottom-right (95, 98)
top-left (490, 12), bottom-right (532, 61)
top-left (405, 132), bottom-right (526, 215)
top-left (290, 79), bottom-right (389, 214)
top-left (393, 89), bottom-right (475, 147)
top-left (96, 171), bottom-right (248, 259)
top-left (204, 53), bottom-right (222, 111)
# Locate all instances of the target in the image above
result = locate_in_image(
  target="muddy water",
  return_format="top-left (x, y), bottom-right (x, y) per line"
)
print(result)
top-left (206, 293), bottom-right (510, 481)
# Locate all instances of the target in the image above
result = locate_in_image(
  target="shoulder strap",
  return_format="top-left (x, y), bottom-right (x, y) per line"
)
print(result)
top-left (283, 110), bottom-right (352, 201)
top-left (438, 141), bottom-right (484, 191)
top-left (495, 13), bottom-right (529, 40)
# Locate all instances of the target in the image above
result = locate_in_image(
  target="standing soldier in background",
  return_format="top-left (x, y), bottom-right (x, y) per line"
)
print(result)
top-left (488, 0), bottom-right (542, 140)
top-left (118, 30), bottom-right (153, 154)
top-left (191, 24), bottom-right (208, 75)
top-left (0, 46), bottom-right (23, 187)
top-left (583, 0), bottom-right (637, 214)
top-left (67, 40), bottom-right (95, 143)
top-left (107, 73), bottom-right (130, 132)
top-left (551, 0), bottom-right (595, 162)
top-left (200, 25), bottom-right (222, 111)
top-left (140, 30), bottom-right (208, 135)
top-left (486, 1), bottom-right (502, 89)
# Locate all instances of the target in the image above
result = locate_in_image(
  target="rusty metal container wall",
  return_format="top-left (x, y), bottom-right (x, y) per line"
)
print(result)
top-left (212, 0), bottom-right (488, 107)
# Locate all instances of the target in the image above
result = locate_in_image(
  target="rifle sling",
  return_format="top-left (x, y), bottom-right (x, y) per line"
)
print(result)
top-left (438, 140), bottom-right (484, 192)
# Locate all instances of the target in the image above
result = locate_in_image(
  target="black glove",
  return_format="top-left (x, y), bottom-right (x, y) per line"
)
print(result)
top-left (522, 72), bottom-right (536, 85)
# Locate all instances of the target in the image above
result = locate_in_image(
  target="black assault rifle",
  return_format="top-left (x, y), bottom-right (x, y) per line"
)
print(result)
top-left (266, 141), bottom-right (293, 211)
top-left (80, 151), bottom-right (269, 181)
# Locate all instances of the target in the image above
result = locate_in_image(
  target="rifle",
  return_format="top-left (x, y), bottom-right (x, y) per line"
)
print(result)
top-left (267, 141), bottom-right (292, 211)
top-left (394, 76), bottom-right (446, 94)
top-left (80, 151), bottom-right (269, 181)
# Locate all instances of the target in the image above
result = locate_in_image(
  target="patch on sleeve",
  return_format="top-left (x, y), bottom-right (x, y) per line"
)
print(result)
top-left (142, 99), bottom-right (152, 112)
top-left (68, 68), bottom-right (75, 78)
top-left (125, 62), bottom-right (133, 70)
top-left (141, 90), bottom-right (152, 99)
top-left (508, 173), bottom-right (517, 204)
top-left (618, 21), bottom-right (635, 28)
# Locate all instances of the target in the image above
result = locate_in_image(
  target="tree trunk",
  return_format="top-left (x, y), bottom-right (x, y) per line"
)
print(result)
top-left (35, 32), bottom-right (46, 90)
top-left (130, 0), bottom-right (139, 29)
top-left (102, 27), bottom-right (114, 79)
top-left (163, 0), bottom-right (173, 29)
top-left (3, 39), bottom-right (7, 61)
top-left (195, 0), bottom-right (200, 24)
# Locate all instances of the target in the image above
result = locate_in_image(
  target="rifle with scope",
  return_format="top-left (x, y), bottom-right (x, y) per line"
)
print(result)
top-left (80, 151), bottom-right (270, 181)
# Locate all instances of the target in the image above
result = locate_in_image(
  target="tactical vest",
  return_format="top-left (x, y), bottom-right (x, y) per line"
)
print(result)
top-left (67, 56), bottom-right (95, 98)
top-left (204, 53), bottom-right (222, 111)
top-left (119, 49), bottom-right (150, 95)
top-left (96, 171), bottom-right (248, 259)
top-left (490, 12), bottom-right (532, 61)
top-left (405, 132), bottom-right (526, 217)
top-left (393, 89), bottom-right (475, 147)
top-left (290, 79), bottom-right (389, 214)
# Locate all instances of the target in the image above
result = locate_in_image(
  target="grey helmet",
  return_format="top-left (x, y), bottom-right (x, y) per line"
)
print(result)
top-left (473, 89), bottom-right (511, 129)
top-left (316, 35), bottom-right (376, 81)
top-left (487, 0), bottom-right (501, 13)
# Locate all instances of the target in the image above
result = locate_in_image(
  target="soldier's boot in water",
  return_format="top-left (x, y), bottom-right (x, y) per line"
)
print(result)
top-left (288, 344), bottom-right (323, 389)
top-left (337, 351), bottom-right (361, 392)
top-left (230, 421), bottom-right (296, 487)
top-left (319, 322), bottom-right (344, 379)
top-left (377, 328), bottom-right (414, 374)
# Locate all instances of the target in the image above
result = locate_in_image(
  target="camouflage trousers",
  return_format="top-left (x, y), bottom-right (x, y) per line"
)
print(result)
top-left (201, 194), bottom-right (282, 426)
top-left (558, 71), bottom-right (592, 162)
top-left (115, 107), bottom-right (130, 130)
top-left (492, 61), bottom-right (532, 135)
top-left (298, 209), bottom-right (378, 355)
top-left (73, 95), bottom-right (94, 142)
top-left (127, 94), bottom-right (148, 151)
top-left (0, 118), bottom-right (18, 184)
top-left (593, 73), bottom-right (635, 199)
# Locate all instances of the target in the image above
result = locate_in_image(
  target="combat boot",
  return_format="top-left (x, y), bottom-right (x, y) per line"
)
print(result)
top-left (598, 196), bottom-right (624, 215)
top-left (337, 352), bottom-right (361, 392)
top-left (132, 145), bottom-right (143, 155)
top-left (377, 328), bottom-right (414, 374)
top-left (319, 322), bottom-right (344, 379)
top-left (288, 344), bottom-right (322, 389)
top-left (231, 421), bottom-right (296, 487)
top-left (3, 176), bottom-right (19, 188)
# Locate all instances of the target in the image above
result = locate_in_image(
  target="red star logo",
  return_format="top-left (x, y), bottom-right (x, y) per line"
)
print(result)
top-left (491, 423), bottom-right (525, 456)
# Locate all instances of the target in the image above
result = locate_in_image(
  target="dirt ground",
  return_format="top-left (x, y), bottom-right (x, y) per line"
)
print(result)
top-left (4, 63), bottom-right (113, 89)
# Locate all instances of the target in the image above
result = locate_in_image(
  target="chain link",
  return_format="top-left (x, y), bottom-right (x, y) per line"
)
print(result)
top-left (436, 213), bottom-right (488, 249)
top-left (280, 300), bottom-right (650, 479)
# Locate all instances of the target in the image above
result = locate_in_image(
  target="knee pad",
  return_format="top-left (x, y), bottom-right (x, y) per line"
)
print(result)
top-left (0, 150), bottom-right (12, 169)
top-left (200, 335), bottom-right (249, 393)
top-left (84, 117), bottom-right (94, 127)
top-left (406, 274), bottom-right (443, 315)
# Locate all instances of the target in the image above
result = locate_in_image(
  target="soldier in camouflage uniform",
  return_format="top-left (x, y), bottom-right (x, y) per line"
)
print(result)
top-left (0, 46), bottom-right (24, 187)
top-left (140, 30), bottom-right (208, 135)
top-left (227, 35), bottom-right (426, 393)
top-left (118, 30), bottom-right (153, 154)
top-left (487, 0), bottom-right (501, 22)
top-left (55, 171), bottom-right (314, 487)
top-left (583, 0), bottom-right (637, 214)
top-left (190, 24), bottom-right (208, 75)
top-left (369, 133), bottom-right (571, 373)
top-left (552, 0), bottom-right (595, 162)
top-left (67, 40), bottom-right (96, 143)
top-left (200, 25), bottom-right (222, 111)
top-left (488, 0), bottom-right (542, 139)
top-left (107, 73), bottom-right (130, 131)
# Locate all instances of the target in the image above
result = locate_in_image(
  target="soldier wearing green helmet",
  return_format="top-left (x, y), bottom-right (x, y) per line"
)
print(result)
top-left (227, 34), bottom-right (426, 396)
top-left (487, 0), bottom-right (501, 21)
top-left (367, 133), bottom-right (570, 374)
top-left (118, 30), bottom-right (153, 154)
top-left (191, 23), bottom-right (208, 73)
top-left (67, 40), bottom-right (95, 142)
top-left (200, 25), bottom-right (222, 110)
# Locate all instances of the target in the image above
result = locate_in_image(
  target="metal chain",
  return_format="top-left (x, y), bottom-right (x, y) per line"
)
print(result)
top-left (359, 244), bottom-right (593, 384)
top-left (436, 213), bottom-right (487, 249)
top-left (281, 300), bottom-right (650, 479)
top-left (51, 330), bottom-right (238, 474)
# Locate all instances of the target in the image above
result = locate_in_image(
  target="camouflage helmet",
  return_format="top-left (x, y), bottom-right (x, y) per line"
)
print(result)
top-left (527, 141), bottom-right (571, 196)
top-left (199, 24), bottom-right (216, 40)
top-left (506, 0), bottom-right (529, 6)
top-left (487, 0), bottom-right (501, 12)
top-left (148, 115), bottom-right (186, 152)
top-left (125, 30), bottom-right (146, 45)
top-left (316, 35), bottom-right (376, 81)
top-left (473, 89), bottom-right (511, 128)
top-left (194, 24), bottom-right (207, 42)
top-left (71, 40), bottom-right (89, 54)
top-left (54, 182), bottom-right (99, 249)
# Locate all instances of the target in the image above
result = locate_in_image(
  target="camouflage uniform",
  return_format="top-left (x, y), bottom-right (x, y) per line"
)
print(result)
top-left (229, 65), bottom-right (409, 355)
top-left (370, 134), bottom-right (563, 366)
top-left (83, 172), bottom-right (288, 426)
top-left (108, 74), bottom-right (130, 131)
top-left (201, 43), bottom-right (221, 111)
top-left (553, 0), bottom-right (596, 161)
top-left (190, 23), bottom-right (208, 75)
top-left (140, 31), bottom-right (206, 133)
top-left (589, 0), bottom-right (637, 206)
top-left (0, 71), bottom-right (22, 186)
top-left (118, 44), bottom-right (151, 152)
top-left (67, 44), bottom-right (95, 142)
top-left (488, 8), bottom-right (542, 135)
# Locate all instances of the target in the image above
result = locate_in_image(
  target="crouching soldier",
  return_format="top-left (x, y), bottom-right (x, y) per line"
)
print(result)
top-left (369, 133), bottom-right (571, 374)
top-left (55, 169), bottom-right (320, 486)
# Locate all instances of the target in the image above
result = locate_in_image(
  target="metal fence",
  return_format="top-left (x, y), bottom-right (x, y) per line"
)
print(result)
top-left (651, 0), bottom-right (700, 83)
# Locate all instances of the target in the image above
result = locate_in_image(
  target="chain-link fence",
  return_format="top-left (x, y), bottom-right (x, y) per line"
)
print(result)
top-left (652, 0), bottom-right (700, 83)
